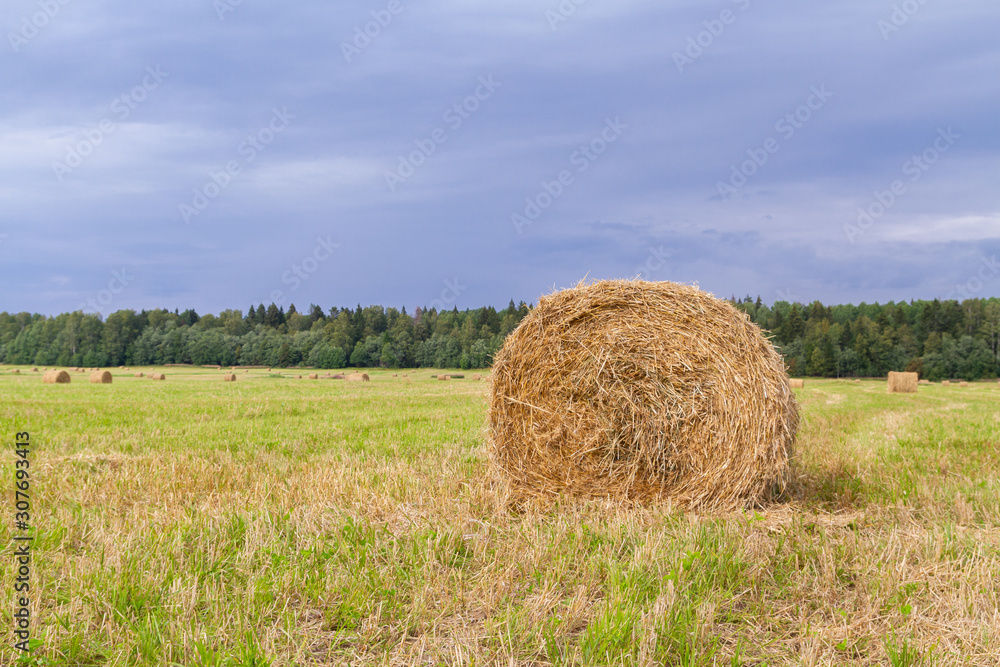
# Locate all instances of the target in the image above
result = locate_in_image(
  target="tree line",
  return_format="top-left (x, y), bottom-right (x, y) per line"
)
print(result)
top-left (0, 302), bottom-right (529, 370)
top-left (1, 296), bottom-right (998, 379)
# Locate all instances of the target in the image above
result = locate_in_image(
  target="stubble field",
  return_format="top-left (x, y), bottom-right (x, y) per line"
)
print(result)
top-left (1, 367), bottom-right (999, 666)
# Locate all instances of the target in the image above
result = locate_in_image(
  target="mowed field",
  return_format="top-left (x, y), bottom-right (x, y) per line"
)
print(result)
top-left (2, 368), bottom-right (1000, 666)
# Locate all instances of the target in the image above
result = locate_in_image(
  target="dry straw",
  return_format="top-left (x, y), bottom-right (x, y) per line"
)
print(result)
top-left (42, 370), bottom-right (71, 384)
top-left (487, 279), bottom-right (799, 511)
top-left (887, 371), bottom-right (918, 393)
top-left (789, 379), bottom-right (805, 389)
top-left (90, 370), bottom-right (113, 384)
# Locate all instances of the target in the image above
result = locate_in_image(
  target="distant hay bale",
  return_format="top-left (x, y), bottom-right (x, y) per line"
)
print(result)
top-left (487, 279), bottom-right (799, 510)
top-left (11, 369), bottom-right (19, 375)
top-left (959, 381), bottom-right (969, 387)
top-left (918, 379), bottom-right (930, 385)
top-left (887, 371), bottom-right (918, 393)
top-left (42, 370), bottom-right (71, 384)
top-left (150, 373), bottom-right (166, 381)
top-left (942, 380), bottom-right (951, 386)
top-left (90, 370), bottom-right (113, 384)
top-left (31, 367), bottom-right (38, 372)
top-left (392, 373), bottom-right (397, 377)
top-left (308, 374), bottom-right (319, 380)
top-left (135, 372), bottom-right (144, 378)
top-left (438, 374), bottom-right (450, 381)
top-left (346, 373), bottom-right (370, 382)
top-left (224, 374), bottom-right (237, 382)
top-left (473, 374), bottom-right (481, 381)
top-left (789, 379), bottom-right (805, 389)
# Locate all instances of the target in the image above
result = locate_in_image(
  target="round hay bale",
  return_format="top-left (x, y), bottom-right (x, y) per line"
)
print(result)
top-left (959, 381), bottom-right (969, 387)
top-left (308, 374), bottom-right (319, 380)
top-left (150, 373), bottom-right (166, 381)
top-left (11, 369), bottom-right (20, 375)
top-left (31, 367), bottom-right (38, 372)
top-left (90, 370), bottom-right (113, 384)
top-left (789, 379), bottom-right (805, 389)
top-left (487, 279), bottom-right (799, 510)
top-left (224, 374), bottom-right (237, 382)
top-left (887, 371), bottom-right (918, 394)
top-left (42, 370), bottom-right (71, 384)
top-left (473, 374), bottom-right (481, 381)
top-left (135, 372), bottom-right (144, 378)
top-left (438, 374), bottom-right (450, 381)
top-left (942, 380), bottom-right (951, 386)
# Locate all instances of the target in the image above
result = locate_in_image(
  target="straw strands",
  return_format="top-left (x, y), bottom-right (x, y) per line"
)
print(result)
top-left (487, 279), bottom-right (798, 511)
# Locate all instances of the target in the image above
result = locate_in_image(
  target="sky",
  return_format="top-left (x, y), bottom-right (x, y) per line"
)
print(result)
top-left (1, 0), bottom-right (999, 317)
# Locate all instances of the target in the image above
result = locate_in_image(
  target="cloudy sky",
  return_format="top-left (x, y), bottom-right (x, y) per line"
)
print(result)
top-left (2, 0), bottom-right (998, 316)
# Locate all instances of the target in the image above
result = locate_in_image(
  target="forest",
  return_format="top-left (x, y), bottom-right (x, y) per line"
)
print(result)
top-left (1, 296), bottom-right (998, 380)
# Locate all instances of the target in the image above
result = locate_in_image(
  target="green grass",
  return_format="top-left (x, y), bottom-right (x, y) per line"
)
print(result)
top-left (2, 368), bottom-right (1000, 665)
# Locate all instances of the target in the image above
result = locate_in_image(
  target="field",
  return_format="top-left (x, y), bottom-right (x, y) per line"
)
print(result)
top-left (2, 367), bottom-right (999, 666)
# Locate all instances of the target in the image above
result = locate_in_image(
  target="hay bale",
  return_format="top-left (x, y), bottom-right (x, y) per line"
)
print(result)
top-left (346, 373), bottom-right (370, 382)
top-left (438, 374), bottom-right (450, 381)
top-left (224, 374), bottom-right (237, 382)
top-left (308, 374), bottom-right (319, 380)
top-left (942, 380), bottom-right (951, 386)
top-left (473, 374), bottom-right (481, 381)
top-left (42, 370), bottom-right (71, 384)
top-left (918, 379), bottom-right (930, 385)
top-left (887, 371), bottom-right (918, 393)
top-left (959, 381), bottom-right (969, 387)
top-left (487, 279), bottom-right (798, 510)
top-left (789, 379), bottom-right (805, 389)
top-left (89, 370), bottom-right (113, 384)
top-left (135, 372), bottom-right (144, 378)
top-left (31, 367), bottom-right (38, 372)
top-left (150, 373), bottom-right (166, 381)
top-left (11, 369), bottom-right (19, 375)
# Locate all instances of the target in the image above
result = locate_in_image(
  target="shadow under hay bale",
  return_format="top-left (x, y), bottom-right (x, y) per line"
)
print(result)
top-left (487, 279), bottom-right (798, 511)
top-left (887, 371), bottom-right (918, 393)
top-left (90, 370), bottom-right (113, 384)
top-left (43, 370), bottom-right (71, 384)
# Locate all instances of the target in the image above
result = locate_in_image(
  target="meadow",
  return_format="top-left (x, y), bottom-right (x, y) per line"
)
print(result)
top-left (1, 367), bottom-right (999, 666)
